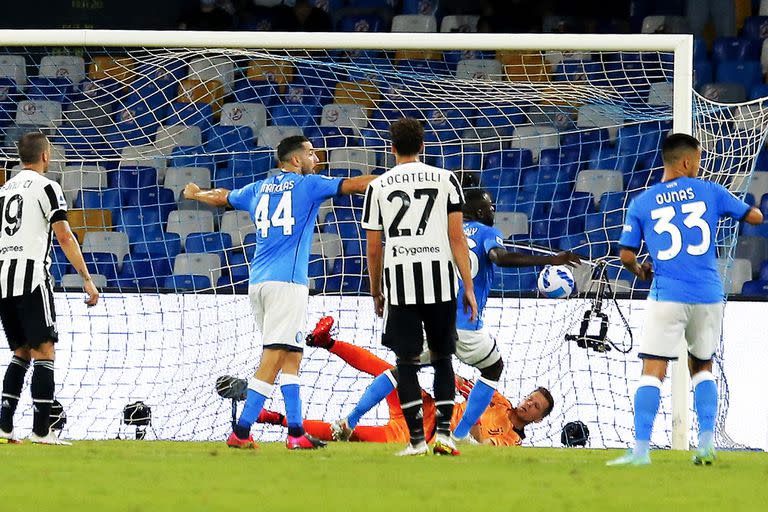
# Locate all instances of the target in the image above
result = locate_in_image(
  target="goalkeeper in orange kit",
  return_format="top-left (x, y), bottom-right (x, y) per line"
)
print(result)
top-left (257, 317), bottom-right (554, 446)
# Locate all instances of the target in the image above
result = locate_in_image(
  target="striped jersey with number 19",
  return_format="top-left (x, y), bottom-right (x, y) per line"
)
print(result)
top-left (0, 169), bottom-right (67, 298)
top-left (361, 162), bottom-right (464, 305)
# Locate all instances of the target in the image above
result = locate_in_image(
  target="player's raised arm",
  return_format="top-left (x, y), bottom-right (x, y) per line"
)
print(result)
top-left (339, 174), bottom-right (377, 195)
top-left (183, 183), bottom-right (231, 207)
top-left (52, 220), bottom-right (99, 306)
top-left (489, 248), bottom-right (581, 268)
top-left (448, 210), bottom-right (477, 322)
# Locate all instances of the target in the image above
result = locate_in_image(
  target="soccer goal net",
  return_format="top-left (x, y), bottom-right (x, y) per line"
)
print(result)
top-left (0, 30), bottom-right (765, 448)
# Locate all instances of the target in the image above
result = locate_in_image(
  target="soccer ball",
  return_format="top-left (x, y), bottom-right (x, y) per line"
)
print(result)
top-left (537, 265), bottom-right (575, 298)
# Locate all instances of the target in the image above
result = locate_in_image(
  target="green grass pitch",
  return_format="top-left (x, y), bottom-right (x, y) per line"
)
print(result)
top-left (1, 441), bottom-right (767, 511)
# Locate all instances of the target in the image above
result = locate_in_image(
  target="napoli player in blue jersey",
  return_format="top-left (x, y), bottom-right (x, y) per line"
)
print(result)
top-left (183, 135), bottom-right (375, 450)
top-left (308, 188), bottom-right (579, 443)
top-left (607, 133), bottom-right (763, 466)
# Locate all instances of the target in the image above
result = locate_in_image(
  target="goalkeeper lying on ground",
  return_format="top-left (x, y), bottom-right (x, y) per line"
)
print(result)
top-left (256, 317), bottom-right (554, 446)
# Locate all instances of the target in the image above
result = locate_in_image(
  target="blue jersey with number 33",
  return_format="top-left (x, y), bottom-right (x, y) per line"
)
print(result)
top-left (619, 177), bottom-right (750, 303)
top-left (456, 220), bottom-right (505, 331)
top-left (228, 172), bottom-right (343, 286)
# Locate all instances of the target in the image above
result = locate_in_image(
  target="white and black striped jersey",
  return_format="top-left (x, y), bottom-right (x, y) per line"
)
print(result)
top-left (361, 162), bottom-right (464, 305)
top-left (0, 169), bottom-right (67, 298)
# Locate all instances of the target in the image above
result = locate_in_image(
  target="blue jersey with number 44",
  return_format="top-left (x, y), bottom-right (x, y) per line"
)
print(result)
top-left (228, 172), bottom-right (343, 286)
top-left (619, 177), bottom-right (750, 303)
top-left (456, 220), bottom-right (505, 331)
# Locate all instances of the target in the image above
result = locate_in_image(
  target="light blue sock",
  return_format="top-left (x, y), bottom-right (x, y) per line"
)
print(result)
top-left (236, 378), bottom-right (273, 436)
top-left (453, 377), bottom-right (497, 439)
top-left (280, 374), bottom-right (304, 437)
top-left (347, 370), bottom-right (396, 429)
top-left (634, 375), bottom-right (662, 456)
top-left (693, 371), bottom-right (717, 449)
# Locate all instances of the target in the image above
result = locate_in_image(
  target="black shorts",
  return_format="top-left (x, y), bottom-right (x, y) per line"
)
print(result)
top-left (382, 300), bottom-right (457, 360)
top-left (0, 285), bottom-right (58, 351)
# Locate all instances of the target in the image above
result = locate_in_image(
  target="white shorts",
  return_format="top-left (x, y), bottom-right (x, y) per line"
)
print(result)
top-left (418, 328), bottom-right (501, 369)
top-left (248, 282), bottom-right (309, 351)
top-left (639, 299), bottom-right (723, 361)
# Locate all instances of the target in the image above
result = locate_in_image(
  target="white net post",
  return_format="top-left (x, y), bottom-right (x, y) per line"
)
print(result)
top-left (671, 35), bottom-right (694, 451)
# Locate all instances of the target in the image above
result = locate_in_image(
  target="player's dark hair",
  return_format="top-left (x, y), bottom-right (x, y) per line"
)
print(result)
top-left (390, 117), bottom-right (424, 156)
top-left (462, 188), bottom-right (491, 215)
top-left (536, 386), bottom-right (555, 418)
top-left (276, 135), bottom-right (310, 163)
top-left (17, 132), bottom-right (49, 165)
top-left (661, 133), bottom-right (700, 165)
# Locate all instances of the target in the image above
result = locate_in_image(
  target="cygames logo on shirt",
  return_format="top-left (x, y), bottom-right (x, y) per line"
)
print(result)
top-left (390, 245), bottom-right (441, 258)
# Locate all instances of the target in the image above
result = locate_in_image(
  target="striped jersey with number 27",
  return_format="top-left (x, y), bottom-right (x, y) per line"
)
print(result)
top-left (361, 162), bottom-right (464, 305)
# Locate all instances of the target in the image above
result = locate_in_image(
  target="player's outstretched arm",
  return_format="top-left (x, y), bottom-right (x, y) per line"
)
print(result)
top-left (619, 248), bottom-right (653, 281)
top-left (53, 220), bottom-right (99, 306)
top-left (743, 206), bottom-right (764, 225)
top-left (489, 248), bottom-right (581, 268)
top-left (183, 183), bottom-right (231, 207)
top-left (448, 211), bottom-right (478, 321)
top-left (339, 174), bottom-right (377, 196)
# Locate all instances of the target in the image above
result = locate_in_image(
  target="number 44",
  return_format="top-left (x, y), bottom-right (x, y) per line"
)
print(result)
top-left (254, 191), bottom-right (295, 237)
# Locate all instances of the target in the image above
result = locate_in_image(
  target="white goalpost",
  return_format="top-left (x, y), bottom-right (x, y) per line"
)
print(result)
top-left (0, 29), bottom-right (763, 450)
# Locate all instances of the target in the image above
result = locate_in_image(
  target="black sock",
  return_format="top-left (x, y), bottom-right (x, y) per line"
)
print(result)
top-left (431, 357), bottom-right (455, 437)
top-left (0, 356), bottom-right (30, 432)
top-left (395, 361), bottom-right (424, 446)
top-left (31, 359), bottom-right (54, 437)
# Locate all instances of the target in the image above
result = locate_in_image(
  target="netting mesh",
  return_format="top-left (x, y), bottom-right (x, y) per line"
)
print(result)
top-left (0, 42), bottom-right (765, 447)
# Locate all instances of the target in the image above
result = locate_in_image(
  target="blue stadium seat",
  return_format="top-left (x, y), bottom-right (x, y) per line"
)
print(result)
top-left (83, 252), bottom-right (118, 281)
top-left (108, 166), bottom-right (158, 191)
top-left (124, 79), bottom-right (175, 112)
top-left (102, 121), bottom-right (153, 155)
top-left (26, 77), bottom-right (74, 103)
top-left (114, 255), bottom-right (173, 288)
top-left (538, 148), bottom-right (582, 184)
top-left (715, 61), bottom-right (763, 92)
top-left (600, 191), bottom-right (628, 212)
top-left (741, 279), bottom-right (768, 295)
top-left (491, 268), bottom-right (538, 292)
top-left (212, 151), bottom-right (273, 189)
top-left (170, 145), bottom-right (216, 173)
top-left (712, 37), bottom-right (762, 62)
top-left (131, 233), bottom-right (182, 260)
top-left (588, 146), bottom-right (637, 174)
top-left (475, 105), bottom-right (524, 136)
top-left (521, 168), bottom-right (570, 202)
top-left (204, 126), bottom-right (254, 160)
top-left (233, 78), bottom-right (279, 107)
top-left (749, 84), bottom-right (768, 100)
top-left (503, 190), bottom-right (546, 220)
top-left (166, 102), bottom-right (214, 135)
top-left (529, 219), bottom-right (567, 241)
top-left (434, 148), bottom-right (482, 171)
top-left (75, 189), bottom-right (121, 212)
top-left (337, 14), bottom-right (385, 32)
top-left (185, 232), bottom-right (233, 264)
top-left (52, 125), bottom-right (107, 158)
top-left (759, 194), bottom-right (768, 216)
top-left (560, 129), bottom-right (610, 157)
top-left (693, 60), bottom-right (713, 90)
top-left (164, 275), bottom-right (211, 291)
top-left (308, 254), bottom-right (326, 279)
top-left (268, 103), bottom-right (321, 128)
top-left (116, 206), bottom-right (163, 243)
top-left (742, 222), bottom-right (768, 237)
top-left (305, 125), bottom-right (359, 150)
top-left (483, 149), bottom-right (534, 172)
top-left (742, 16), bottom-right (768, 40)
top-left (549, 192), bottom-right (594, 235)
top-left (50, 245), bottom-right (72, 283)
top-left (760, 261), bottom-right (768, 281)
top-left (120, 187), bottom-right (175, 219)
top-left (553, 60), bottom-right (606, 84)
top-left (227, 251), bottom-right (250, 284)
